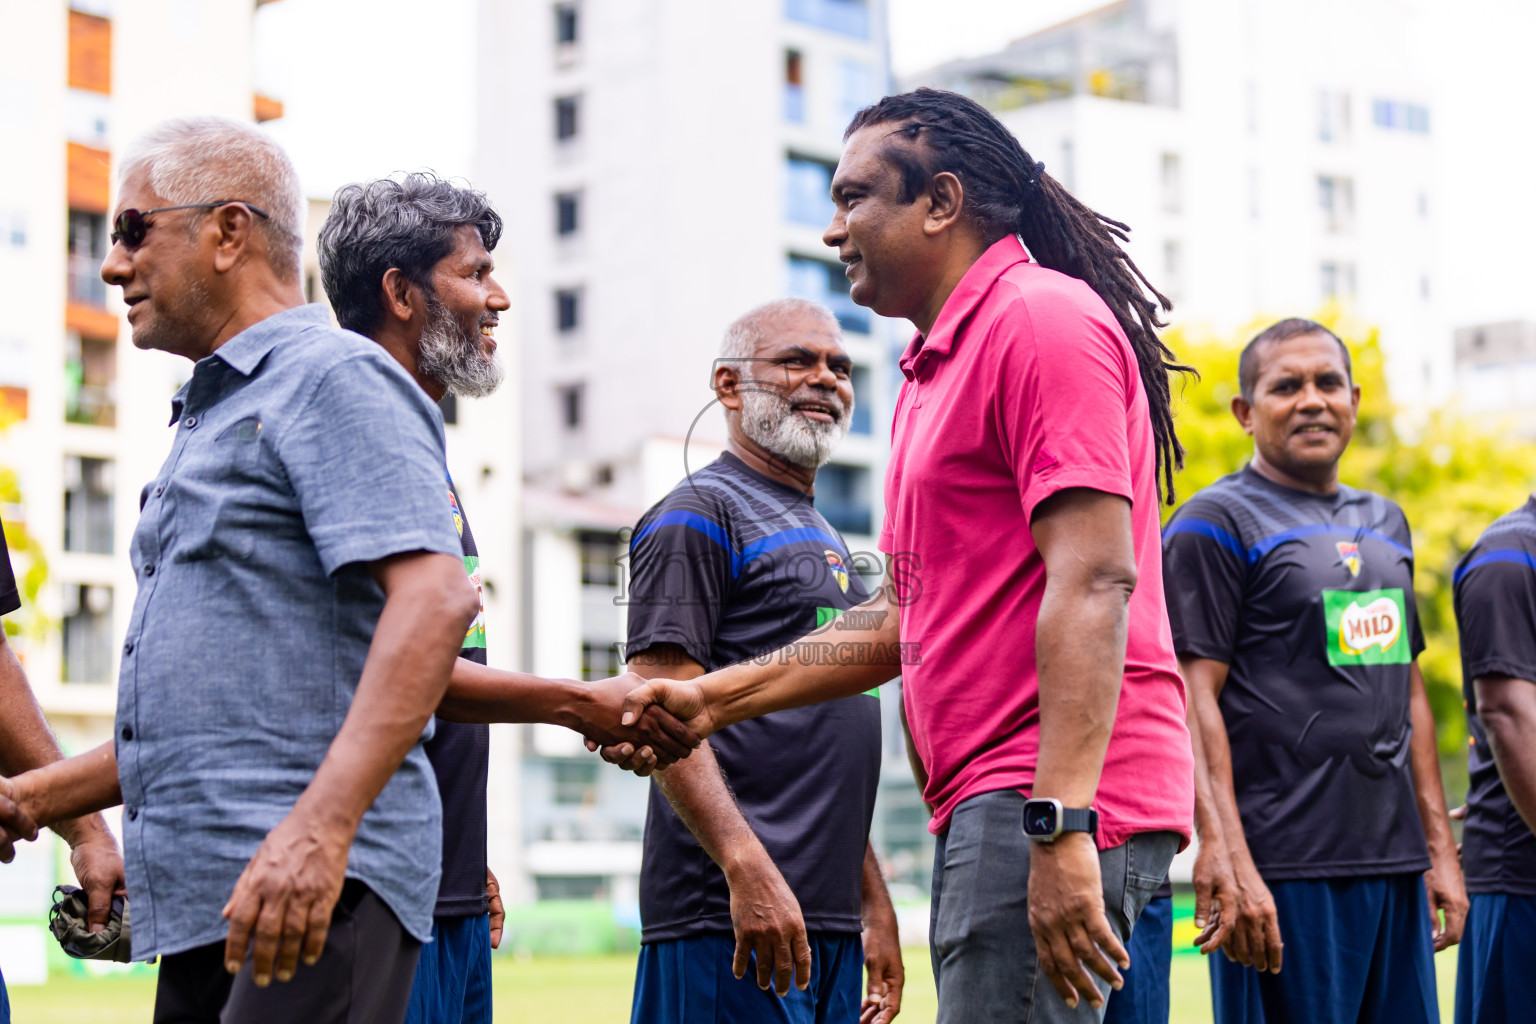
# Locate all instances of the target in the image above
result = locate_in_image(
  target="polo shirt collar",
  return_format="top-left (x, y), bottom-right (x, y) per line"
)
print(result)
top-left (899, 234), bottom-right (1031, 380)
top-left (169, 303), bottom-right (329, 423)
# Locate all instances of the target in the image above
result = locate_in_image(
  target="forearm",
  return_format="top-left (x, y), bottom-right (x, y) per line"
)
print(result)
top-left (654, 742), bottom-right (771, 876)
top-left (1030, 582), bottom-right (1127, 805)
top-left (0, 637), bottom-right (66, 778)
top-left (1408, 669), bottom-right (1456, 854)
top-left (296, 581), bottom-right (470, 833)
top-left (1185, 682), bottom-right (1227, 845)
top-left (1190, 685), bottom-right (1256, 865)
top-left (13, 742), bottom-right (121, 829)
top-left (438, 659), bottom-right (586, 726)
top-left (702, 591), bottom-right (901, 731)
top-left (1485, 713), bottom-right (1536, 833)
top-left (861, 842), bottom-right (896, 925)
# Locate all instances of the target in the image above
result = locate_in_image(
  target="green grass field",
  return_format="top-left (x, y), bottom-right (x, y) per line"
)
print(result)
top-left (8, 946), bottom-right (1460, 1022)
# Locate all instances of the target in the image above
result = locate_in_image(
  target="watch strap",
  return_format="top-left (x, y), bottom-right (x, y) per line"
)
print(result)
top-left (1060, 806), bottom-right (1099, 837)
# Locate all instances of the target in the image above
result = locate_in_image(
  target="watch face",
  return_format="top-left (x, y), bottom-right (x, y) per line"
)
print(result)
top-left (1025, 802), bottom-right (1058, 837)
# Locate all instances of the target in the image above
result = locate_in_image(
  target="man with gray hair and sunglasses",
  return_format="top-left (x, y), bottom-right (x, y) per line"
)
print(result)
top-left (0, 118), bottom-right (482, 1022)
top-left (608, 298), bottom-right (904, 1024)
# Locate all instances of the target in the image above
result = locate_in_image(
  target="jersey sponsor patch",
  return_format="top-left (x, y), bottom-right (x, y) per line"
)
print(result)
top-left (462, 554), bottom-right (487, 649)
top-left (1323, 587), bottom-right (1409, 665)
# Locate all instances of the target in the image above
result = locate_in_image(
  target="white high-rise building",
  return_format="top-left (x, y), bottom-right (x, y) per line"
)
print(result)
top-left (476, 0), bottom-right (930, 903)
top-left (913, 0), bottom-right (1444, 404)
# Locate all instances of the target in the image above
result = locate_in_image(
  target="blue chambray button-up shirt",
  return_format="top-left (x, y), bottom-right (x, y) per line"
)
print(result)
top-left (115, 303), bottom-right (461, 959)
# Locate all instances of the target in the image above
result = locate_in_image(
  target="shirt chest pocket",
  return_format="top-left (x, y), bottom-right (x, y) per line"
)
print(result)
top-left (167, 417), bottom-right (287, 562)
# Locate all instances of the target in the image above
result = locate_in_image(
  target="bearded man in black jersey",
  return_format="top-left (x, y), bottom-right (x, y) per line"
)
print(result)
top-left (1161, 318), bottom-right (1466, 1024)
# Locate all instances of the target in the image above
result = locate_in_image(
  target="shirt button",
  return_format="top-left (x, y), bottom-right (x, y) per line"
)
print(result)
top-left (123, 640), bottom-right (134, 655)
top-left (184, 416), bottom-right (198, 429)
top-left (121, 726), bottom-right (133, 741)
top-left (125, 806), bottom-right (138, 821)
top-left (143, 564), bottom-right (155, 576)
top-left (154, 485), bottom-right (164, 497)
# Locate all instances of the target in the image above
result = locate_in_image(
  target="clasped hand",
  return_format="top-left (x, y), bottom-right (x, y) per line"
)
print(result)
top-left (575, 673), bottom-right (709, 775)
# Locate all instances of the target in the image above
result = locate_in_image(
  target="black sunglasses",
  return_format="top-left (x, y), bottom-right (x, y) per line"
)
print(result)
top-left (111, 201), bottom-right (271, 250)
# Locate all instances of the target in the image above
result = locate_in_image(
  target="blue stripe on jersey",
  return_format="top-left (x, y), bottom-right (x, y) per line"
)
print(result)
top-left (1162, 518), bottom-right (1245, 560)
top-left (1247, 523), bottom-right (1413, 563)
top-left (1454, 548), bottom-right (1536, 586)
top-left (739, 527), bottom-right (848, 566)
top-left (631, 514), bottom-right (848, 578)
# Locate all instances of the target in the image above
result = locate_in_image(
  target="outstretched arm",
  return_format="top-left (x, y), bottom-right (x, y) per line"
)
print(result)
top-left (619, 566), bottom-right (905, 738)
top-left (437, 658), bottom-right (697, 764)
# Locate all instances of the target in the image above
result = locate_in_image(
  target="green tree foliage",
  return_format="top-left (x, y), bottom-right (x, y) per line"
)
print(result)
top-left (1164, 311), bottom-right (1536, 752)
top-left (0, 413), bottom-right (50, 645)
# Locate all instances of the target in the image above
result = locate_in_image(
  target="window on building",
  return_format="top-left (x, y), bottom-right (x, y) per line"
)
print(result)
top-left (551, 759), bottom-right (599, 806)
top-left (62, 583), bottom-right (112, 683)
top-left (554, 2), bottom-right (579, 45)
top-left (784, 0), bottom-right (870, 40)
top-left (1317, 90), bottom-right (1351, 143)
top-left (838, 58), bottom-right (876, 124)
top-left (8, 214), bottom-right (25, 249)
top-left (555, 287), bottom-right (582, 333)
top-left (786, 255), bottom-right (868, 334)
top-left (438, 392), bottom-right (457, 425)
top-left (579, 530), bottom-right (622, 586)
top-left (1162, 240), bottom-right (1182, 298)
top-left (555, 191), bottom-right (581, 236)
top-left (1420, 275), bottom-right (1431, 300)
top-left (1418, 191), bottom-right (1429, 218)
top-left (63, 456), bottom-right (114, 555)
top-left (1373, 99), bottom-right (1430, 134)
top-left (64, 331), bottom-right (116, 427)
top-left (535, 875), bottom-right (605, 900)
top-left (67, 210), bottom-right (108, 306)
top-left (559, 383), bottom-right (584, 431)
top-left (849, 365), bottom-right (872, 435)
top-left (580, 641), bottom-right (621, 682)
top-left (1318, 175), bottom-right (1355, 233)
top-left (1319, 261), bottom-right (1357, 300)
top-left (554, 95), bottom-right (580, 141)
top-left (785, 155), bottom-right (836, 227)
top-left (815, 463), bottom-right (871, 536)
top-left (1159, 152), bottom-right (1181, 213)
top-left (784, 49), bottom-right (805, 123)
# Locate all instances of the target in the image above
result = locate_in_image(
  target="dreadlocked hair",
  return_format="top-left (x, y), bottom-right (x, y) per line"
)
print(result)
top-left (846, 87), bottom-right (1193, 503)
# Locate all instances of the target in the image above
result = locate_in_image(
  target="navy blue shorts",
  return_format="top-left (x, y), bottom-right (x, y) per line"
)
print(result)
top-left (1211, 872), bottom-right (1438, 1024)
top-left (1455, 892), bottom-right (1536, 1024)
top-left (630, 932), bottom-right (862, 1024)
top-left (1103, 895), bottom-right (1172, 1024)
top-left (404, 913), bottom-right (493, 1024)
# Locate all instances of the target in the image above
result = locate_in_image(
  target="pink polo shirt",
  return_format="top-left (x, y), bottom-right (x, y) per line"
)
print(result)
top-left (880, 235), bottom-right (1194, 849)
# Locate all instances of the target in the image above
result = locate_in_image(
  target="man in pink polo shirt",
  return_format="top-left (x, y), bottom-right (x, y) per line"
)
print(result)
top-left (612, 87), bottom-right (1195, 1022)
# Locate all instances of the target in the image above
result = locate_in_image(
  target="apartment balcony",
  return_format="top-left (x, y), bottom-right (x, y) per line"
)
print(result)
top-left (67, 253), bottom-right (107, 306)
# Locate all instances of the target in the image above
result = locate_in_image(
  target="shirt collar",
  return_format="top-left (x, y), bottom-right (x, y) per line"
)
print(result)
top-left (898, 234), bottom-right (1031, 380)
top-left (167, 303), bottom-right (330, 424)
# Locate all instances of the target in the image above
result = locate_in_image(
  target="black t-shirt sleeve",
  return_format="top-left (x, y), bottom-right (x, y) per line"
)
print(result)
top-left (1457, 558), bottom-right (1536, 685)
top-left (1393, 504), bottom-right (1428, 659)
top-left (0, 523), bottom-right (19, 617)
top-left (1162, 501), bottom-right (1246, 662)
top-left (625, 497), bottom-right (735, 669)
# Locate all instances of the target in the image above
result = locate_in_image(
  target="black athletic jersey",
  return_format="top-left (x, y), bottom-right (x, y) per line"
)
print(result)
top-left (0, 523), bottom-right (18, 617)
top-left (425, 478), bottom-right (490, 917)
top-left (1163, 467), bottom-right (1430, 880)
top-left (1454, 497), bottom-right (1536, 896)
top-left (627, 452), bottom-right (881, 943)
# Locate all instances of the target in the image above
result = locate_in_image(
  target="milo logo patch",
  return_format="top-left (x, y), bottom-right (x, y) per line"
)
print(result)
top-left (1322, 588), bottom-right (1410, 666)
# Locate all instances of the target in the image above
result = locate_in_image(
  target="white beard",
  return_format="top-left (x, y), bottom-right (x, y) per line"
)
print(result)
top-left (419, 297), bottom-right (504, 398)
top-left (738, 384), bottom-right (851, 469)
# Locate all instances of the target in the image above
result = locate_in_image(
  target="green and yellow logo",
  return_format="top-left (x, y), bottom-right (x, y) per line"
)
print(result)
top-left (1322, 588), bottom-right (1409, 666)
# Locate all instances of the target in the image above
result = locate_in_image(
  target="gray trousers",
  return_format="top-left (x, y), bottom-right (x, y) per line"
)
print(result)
top-left (153, 880), bottom-right (421, 1024)
top-left (930, 789), bottom-right (1180, 1024)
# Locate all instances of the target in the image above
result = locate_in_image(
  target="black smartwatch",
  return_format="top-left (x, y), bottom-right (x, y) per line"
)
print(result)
top-left (1022, 798), bottom-right (1098, 843)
